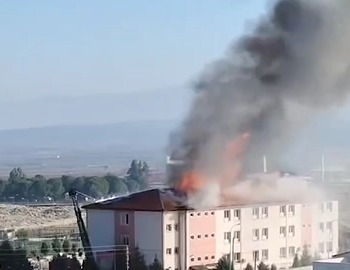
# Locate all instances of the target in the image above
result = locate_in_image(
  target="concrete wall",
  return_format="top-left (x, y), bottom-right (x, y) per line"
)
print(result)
top-left (188, 210), bottom-right (216, 267)
top-left (86, 209), bottom-right (115, 259)
top-left (134, 211), bottom-right (163, 265)
top-left (310, 201), bottom-right (339, 258)
top-left (163, 211), bottom-right (180, 270)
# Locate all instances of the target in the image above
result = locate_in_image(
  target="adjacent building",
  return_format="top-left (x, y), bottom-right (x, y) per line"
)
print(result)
top-left (82, 188), bottom-right (338, 270)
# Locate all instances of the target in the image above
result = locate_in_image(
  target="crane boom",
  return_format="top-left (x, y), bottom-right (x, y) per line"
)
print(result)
top-left (69, 189), bottom-right (100, 270)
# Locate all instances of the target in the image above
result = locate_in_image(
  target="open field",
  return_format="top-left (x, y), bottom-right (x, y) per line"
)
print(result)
top-left (0, 204), bottom-right (82, 230)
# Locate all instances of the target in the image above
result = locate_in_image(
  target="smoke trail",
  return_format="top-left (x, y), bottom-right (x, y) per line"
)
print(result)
top-left (169, 0), bottom-right (350, 187)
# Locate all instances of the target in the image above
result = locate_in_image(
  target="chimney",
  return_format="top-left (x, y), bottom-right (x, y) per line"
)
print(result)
top-left (263, 155), bottom-right (267, 173)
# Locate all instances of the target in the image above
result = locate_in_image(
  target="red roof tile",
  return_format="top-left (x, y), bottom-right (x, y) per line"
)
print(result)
top-left (82, 188), bottom-right (190, 211)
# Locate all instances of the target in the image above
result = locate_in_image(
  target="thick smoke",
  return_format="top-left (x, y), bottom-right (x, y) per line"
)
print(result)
top-left (169, 0), bottom-right (350, 183)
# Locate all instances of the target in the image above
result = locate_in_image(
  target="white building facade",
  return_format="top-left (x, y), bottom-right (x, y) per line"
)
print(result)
top-left (83, 189), bottom-right (338, 270)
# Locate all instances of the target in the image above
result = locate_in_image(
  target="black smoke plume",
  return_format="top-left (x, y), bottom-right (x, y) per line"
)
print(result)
top-left (169, 0), bottom-right (350, 185)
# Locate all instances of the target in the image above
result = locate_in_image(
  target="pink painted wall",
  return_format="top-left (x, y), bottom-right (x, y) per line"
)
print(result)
top-left (96, 251), bottom-right (115, 270)
top-left (301, 204), bottom-right (313, 247)
top-left (115, 211), bottom-right (136, 249)
top-left (188, 211), bottom-right (216, 266)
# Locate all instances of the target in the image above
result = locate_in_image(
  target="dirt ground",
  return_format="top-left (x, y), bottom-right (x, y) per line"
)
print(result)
top-left (0, 204), bottom-right (84, 230)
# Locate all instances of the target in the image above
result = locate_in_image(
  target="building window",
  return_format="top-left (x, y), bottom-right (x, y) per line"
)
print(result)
top-left (175, 247), bottom-right (179, 254)
top-left (197, 212), bottom-right (201, 216)
top-left (190, 236), bottom-right (194, 239)
top-left (198, 257), bottom-right (201, 261)
top-left (190, 213), bottom-right (194, 217)
top-left (319, 222), bottom-right (324, 233)
top-left (262, 207), bottom-right (268, 218)
top-left (327, 241), bottom-right (333, 252)
top-left (120, 234), bottom-right (130, 245)
top-left (166, 248), bottom-right (172, 255)
top-left (120, 213), bottom-right (129, 225)
top-left (224, 232), bottom-right (231, 243)
top-left (197, 235), bottom-right (201, 239)
top-left (326, 222), bottom-right (333, 231)
top-left (211, 212), bottom-right (215, 215)
top-left (289, 246), bottom-right (295, 257)
top-left (280, 226), bottom-right (286, 238)
top-left (166, 224), bottom-right (172, 232)
top-left (234, 231), bottom-right (241, 241)
top-left (174, 224), bottom-right (178, 231)
top-left (280, 205), bottom-right (286, 217)
top-left (211, 255), bottom-right (215, 259)
top-left (205, 256), bottom-right (208, 260)
top-left (319, 203), bottom-right (324, 213)
top-left (319, 242), bottom-right (325, 253)
top-left (288, 205), bottom-right (295, 216)
top-left (262, 228), bottom-right (268, 240)
top-left (234, 209), bottom-right (241, 220)
top-left (253, 251), bottom-right (259, 261)
top-left (252, 229), bottom-right (259, 241)
top-left (326, 202), bottom-right (333, 212)
top-left (191, 258), bottom-right (194, 262)
top-left (252, 208), bottom-right (259, 219)
top-left (262, 249), bottom-right (269, 260)
top-left (234, 252), bottom-right (241, 262)
top-left (289, 225), bottom-right (295, 237)
top-left (205, 234), bottom-right (208, 238)
top-left (224, 210), bottom-right (231, 221)
top-left (280, 247), bottom-right (287, 258)
top-left (211, 233), bottom-right (215, 237)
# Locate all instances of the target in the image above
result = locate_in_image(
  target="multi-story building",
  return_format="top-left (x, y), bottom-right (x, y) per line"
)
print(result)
top-left (83, 188), bottom-right (338, 270)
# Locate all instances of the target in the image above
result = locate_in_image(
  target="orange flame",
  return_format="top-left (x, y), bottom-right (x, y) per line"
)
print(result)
top-left (177, 132), bottom-right (251, 194)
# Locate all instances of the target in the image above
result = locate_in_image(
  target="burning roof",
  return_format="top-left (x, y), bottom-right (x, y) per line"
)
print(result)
top-left (82, 179), bottom-right (315, 212)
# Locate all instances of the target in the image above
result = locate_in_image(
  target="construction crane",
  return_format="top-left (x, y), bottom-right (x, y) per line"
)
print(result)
top-left (68, 189), bottom-right (100, 270)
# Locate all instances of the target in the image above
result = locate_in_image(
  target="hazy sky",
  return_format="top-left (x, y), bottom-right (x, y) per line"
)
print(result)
top-left (0, 1), bottom-right (268, 102)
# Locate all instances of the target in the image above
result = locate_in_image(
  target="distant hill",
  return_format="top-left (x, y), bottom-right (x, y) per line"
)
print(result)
top-left (0, 119), bottom-right (179, 150)
top-left (0, 87), bottom-right (193, 130)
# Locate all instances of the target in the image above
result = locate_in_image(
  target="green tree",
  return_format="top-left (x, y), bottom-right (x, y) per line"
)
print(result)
top-left (47, 178), bottom-right (65, 200)
top-left (52, 238), bottom-right (61, 254)
top-left (71, 243), bottom-right (78, 255)
top-left (0, 179), bottom-right (7, 196)
top-left (16, 229), bottom-right (29, 242)
top-left (84, 177), bottom-right (109, 197)
top-left (292, 254), bottom-right (301, 268)
top-left (127, 160), bottom-right (140, 180)
top-left (28, 178), bottom-right (48, 199)
top-left (105, 174), bottom-right (128, 194)
top-left (9, 167), bottom-right (26, 182)
top-left (258, 262), bottom-right (269, 270)
top-left (126, 179), bottom-right (140, 193)
top-left (244, 264), bottom-right (254, 270)
top-left (300, 246), bottom-right (313, 266)
top-left (270, 264), bottom-right (277, 270)
top-left (130, 247), bottom-right (148, 270)
top-left (149, 255), bottom-right (163, 270)
top-left (62, 239), bottom-right (71, 254)
top-left (0, 240), bottom-right (33, 270)
top-left (40, 242), bottom-right (50, 257)
top-left (29, 249), bottom-right (37, 258)
top-left (216, 255), bottom-right (232, 270)
top-left (61, 175), bottom-right (75, 191)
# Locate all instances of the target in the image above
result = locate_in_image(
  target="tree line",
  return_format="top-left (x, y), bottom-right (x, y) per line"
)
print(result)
top-left (0, 160), bottom-right (150, 202)
top-left (0, 238), bottom-right (318, 270)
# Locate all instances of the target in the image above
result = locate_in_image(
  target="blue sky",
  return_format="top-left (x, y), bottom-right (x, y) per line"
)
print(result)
top-left (0, 1), bottom-right (268, 101)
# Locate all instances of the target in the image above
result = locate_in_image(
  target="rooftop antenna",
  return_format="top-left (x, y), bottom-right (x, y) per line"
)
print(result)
top-left (263, 155), bottom-right (267, 173)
